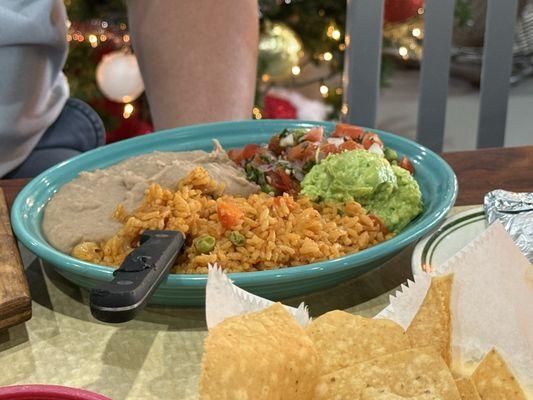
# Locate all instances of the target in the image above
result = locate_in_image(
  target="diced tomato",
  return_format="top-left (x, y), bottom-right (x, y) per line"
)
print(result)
top-left (217, 201), bottom-right (244, 229)
top-left (227, 148), bottom-right (244, 164)
top-left (250, 153), bottom-right (265, 166)
top-left (302, 143), bottom-right (319, 162)
top-left (332, 123), bottom-right (366, 141)
top-left (362, 132), bottom-right (384, 150)
top-left (398, 156), bottom-right (415, 175)
top-left (339, 140), bottom-right (364, 152)
top-left (266, 168), bottom-right (295, 194)
top-left (303, 126), bottom-right (324, 142)
top-left (268, 134), bottom-right (282, 154)
top-left (320, 143), bottom-right (341, 156)
top-left (277, 168), bottom-right (294, 190)
top-left (287, 143), bottom-right (306, 161)
top-left (241, 144), bottom-right (261, 160)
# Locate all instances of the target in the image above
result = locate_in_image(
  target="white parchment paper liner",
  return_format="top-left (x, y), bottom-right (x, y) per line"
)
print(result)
top-left (205, 266), bottom-right (310, 329)
top-left (205, 221), bottom-right (533, 391)
top-left (380, 221), bottom-right (533, 391)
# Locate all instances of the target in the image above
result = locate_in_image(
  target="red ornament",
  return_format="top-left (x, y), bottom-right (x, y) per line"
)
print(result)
top-left (263, 94), bottom-right (298, 119)
top-left (384, 0), bottom-right (424, 23)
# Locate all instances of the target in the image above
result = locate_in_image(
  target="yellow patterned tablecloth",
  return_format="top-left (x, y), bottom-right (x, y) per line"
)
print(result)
top-left (0, 206), bottom-right (477, 399)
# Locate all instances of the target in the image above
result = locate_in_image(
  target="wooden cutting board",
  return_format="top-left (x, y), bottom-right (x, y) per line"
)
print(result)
top-left (0, 188), bottom-right (31, 330)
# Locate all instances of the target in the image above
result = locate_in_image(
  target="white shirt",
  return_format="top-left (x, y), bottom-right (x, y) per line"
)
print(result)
top-left (0, 0), bottom-right (69, 177)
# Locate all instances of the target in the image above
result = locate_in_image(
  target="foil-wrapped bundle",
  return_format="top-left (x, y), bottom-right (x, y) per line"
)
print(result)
top-left (484, 189), bottom-right (533, 263)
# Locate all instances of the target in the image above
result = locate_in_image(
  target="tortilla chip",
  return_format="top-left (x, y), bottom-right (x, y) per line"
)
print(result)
top-left (198, 303), bottom-right (318, 400)
top-left (307, 310), bottom-right (411, 374)
top-left (361, 387), bottom-right (445, 399)
top-left (315, 347), bottom-right (461, 400)
top-left (471, 348), bottom-right (527, 400)
top-left (454, 378), bottom-right (480, 400)
top-left (407, 274), bottom-right (453, 366)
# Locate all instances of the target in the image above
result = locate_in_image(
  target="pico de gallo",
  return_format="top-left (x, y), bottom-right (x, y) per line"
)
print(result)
top-left (227, 123), bottom-right (415, 196)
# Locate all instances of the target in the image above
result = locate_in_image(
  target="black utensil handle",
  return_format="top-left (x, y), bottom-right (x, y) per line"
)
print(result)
top-left (90, 230), bottom-right (185, 323)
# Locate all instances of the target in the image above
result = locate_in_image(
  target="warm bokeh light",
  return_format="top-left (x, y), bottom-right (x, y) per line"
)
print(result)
top-left (323, 52), bottom-right (333, 61)
top-left (252, 107), bottom-right (263, 119)
top-left (341, 104), bottom-right (348, 115)
top-left (291, 65), bottom-right (301, 75)
top-left (123, 103), bottom-right (134, 119)
top-left (319, 84), bottom-right (329, 97)
top-left (88, 34), bottom-right (98, 48)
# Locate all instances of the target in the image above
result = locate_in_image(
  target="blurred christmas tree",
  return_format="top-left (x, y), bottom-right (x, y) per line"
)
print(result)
top-left (64, 0), bottom-right (471, 141)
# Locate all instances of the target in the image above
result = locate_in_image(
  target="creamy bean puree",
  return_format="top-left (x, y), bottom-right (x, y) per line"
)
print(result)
top-left (43, 143), bottom-right (259, 253)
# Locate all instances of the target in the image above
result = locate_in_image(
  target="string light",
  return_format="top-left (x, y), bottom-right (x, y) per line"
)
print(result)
top-left (341, 104), bottom-right (348, 115)
top-left (339, 43), bottom-right (346, 51)
top-left (88, 34), bottom-right (98, 48)
top-left (417, 7), bottom-right (424, 14)
top-left (261, 73), bottom-right (270, 82)
top-left (323, 51), bottom-right (333, 61)
top-left (123, 103), bottom-right (134, 119)
top-left (327, 25), bottom-right (341, 41)
top-left (319, 84), bottom-right (329, 97)
top-left (335, 87), bottom-right (343, 95)
top-left (398, 46), bottom-right (408, 57)
top-left (66, 20), bottom-right (136, 50)
top-left (252, 107), bottom-right (263, 119)
top-left (291, 65), bottom-right (301, 76)
top-left (412, 28), bottom-right (421, 38)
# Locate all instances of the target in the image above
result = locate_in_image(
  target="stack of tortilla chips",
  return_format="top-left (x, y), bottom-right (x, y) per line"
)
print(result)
top-left (198, 275), bottom-right (528, 399)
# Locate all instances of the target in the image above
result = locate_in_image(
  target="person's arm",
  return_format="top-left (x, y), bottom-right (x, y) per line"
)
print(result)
top-left (126, 0), bottom-right (258, 130)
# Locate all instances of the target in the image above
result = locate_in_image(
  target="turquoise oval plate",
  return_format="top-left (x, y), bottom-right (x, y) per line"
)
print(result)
top-left (11, 120), bottom-right (457, 306)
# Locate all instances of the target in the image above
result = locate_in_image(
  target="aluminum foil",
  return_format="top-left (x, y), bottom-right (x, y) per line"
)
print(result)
top-left (484, 190), bottom-right (533, 263)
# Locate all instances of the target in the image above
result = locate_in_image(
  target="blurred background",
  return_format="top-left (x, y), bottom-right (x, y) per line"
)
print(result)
top-left (64, 0), bottom-right (533, 151)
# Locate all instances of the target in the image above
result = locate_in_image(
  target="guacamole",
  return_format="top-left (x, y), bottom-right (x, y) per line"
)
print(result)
top-left (300, 150), bottom-right (423, 232)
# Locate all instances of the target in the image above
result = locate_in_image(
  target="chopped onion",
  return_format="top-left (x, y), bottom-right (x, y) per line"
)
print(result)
top-left (327, 137), bottom-right (345, 147)
top-left (314, 146), bottom-right (321, 164)
top-left (368, 142), bottom-right (384, 157)
top-left (280, 134), bottom-right (294, 147)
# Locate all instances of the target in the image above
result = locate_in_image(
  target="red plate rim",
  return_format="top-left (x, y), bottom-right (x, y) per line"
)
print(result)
top-left (0, 385), bottom-right (110, 400)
